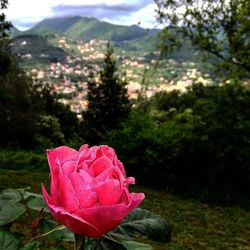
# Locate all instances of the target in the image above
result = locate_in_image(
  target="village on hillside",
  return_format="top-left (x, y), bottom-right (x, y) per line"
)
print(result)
top-left (22, 37), bottom-right (213, 117)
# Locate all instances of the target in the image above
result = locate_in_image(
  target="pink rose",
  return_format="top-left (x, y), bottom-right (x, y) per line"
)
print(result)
top-left (42, 144), bottom-right (144, 238)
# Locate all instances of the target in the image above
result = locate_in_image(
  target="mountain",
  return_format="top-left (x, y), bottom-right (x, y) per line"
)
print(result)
top-left (10, 17), bottom-right (161, 67)
top-left (23, 16), bottom-right (159, 43)
top-left (11, 16), bottom-right (209, 70)
top-left (10, 26), bottom-right (20, 34)
top-left (11, 34), bottom-right (67, 65)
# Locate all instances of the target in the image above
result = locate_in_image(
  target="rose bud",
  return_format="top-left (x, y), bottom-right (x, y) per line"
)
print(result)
top-left (42, 144), bottom-right (144, 238)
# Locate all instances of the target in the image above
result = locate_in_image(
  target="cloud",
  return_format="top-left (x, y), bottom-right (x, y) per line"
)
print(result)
top-left (51, 1), bottom-right (158, 29)
top-left (5, 0), bottom-right (53, 29)
top-left (51, 0), bottom-right (153, 19)
top-left (52, 1), bottom-right (153, 13)
top-left (5, 0), bottom-right (157, 30)
top-left (102, 3), bottom-right (160, 29)
top-left (51, 5), bottom-right (133, 19)
top-left (130, 3), bottom-right (160, 28)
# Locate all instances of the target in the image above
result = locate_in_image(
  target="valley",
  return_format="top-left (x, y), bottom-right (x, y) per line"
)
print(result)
top-left (11, 16), bottom-right (214, 116)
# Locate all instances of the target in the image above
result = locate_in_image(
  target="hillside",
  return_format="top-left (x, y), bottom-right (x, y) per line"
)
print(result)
top-left (10, 26), bottom-right (20, 35)
top-left (11, 34), bottom-right (67, 65)
top-left (24, 16), bottom-right (158, 43)
top-left (13, 16), bottom-right (203, 63)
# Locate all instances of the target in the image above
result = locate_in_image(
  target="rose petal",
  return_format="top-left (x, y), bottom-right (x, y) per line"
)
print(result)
top-left (55, 167), bottom-right (80, 211)
top-left (47, 146), bottom-right (78, 175)
top-left (118, 188), bottom-right (130, 205)
top-left (69, 172), bottom-right (98, 208)
top-left (116, 159), bottom-right (126, 174)
top-left (47, 148), bottom-right (79, 203)
top-left (61, 161), bottom-right (76, 175)
top-left (95, 166), bottom-right (126, 187)
top-left (78, 144), bottom-right (89, 153)
top-left (49, 171), bottom-right (58, 205)
top-left (42, 184), bottom-right (52, 204)
top-left (78, 169), bottom-right (94, 184)
top-left (127, 177), bottom-right (135, 185)
top-left (75, 161), bottom-right (94, 177)
top-left (42, 185), bottom-right (102, 238)
top-left (77, 145), bottom-right (98, 167)
top-left (89, 156), bottom-right (114, 176)
top-left (127, 192), bottom-right (145, 211)
top-left (78, 193), bottom-right (144, 235)
top-left (93, 179), bottom-right (122, 206)
top-left (97, 145), bottom-right (115, 160)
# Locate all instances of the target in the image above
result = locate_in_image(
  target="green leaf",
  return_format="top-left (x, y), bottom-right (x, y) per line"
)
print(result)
top-left (0, 230), bottom-right (19, 250)
top-left (27, 197), bottom-right (49, 213)
top-left (49, 226), bottom-right (74, 242)
top-left (121, 241), bottom-right (153, 250)
top-left (51, 247), bottom-right (68, 250)
top-left (86, 235), bottom-right (153, 250)
top-left (19, 241), bottom-right (42, 250)
top-left (17, 188), bottom-right (45, 201)
top-left (86, 237), bottom-right (126, 250)
top-left (39, 219), bottom-right (74, 242)
top-left (0, 201), bottom-right (26, 226)
top-left (17, 188), bottom-right (35, 200)
top-left (116, 208), bottom-right (171, 243)
top-left (108, 231), bottom-right (133, 241)
top-left (0, 189), bottom-right (22, 202)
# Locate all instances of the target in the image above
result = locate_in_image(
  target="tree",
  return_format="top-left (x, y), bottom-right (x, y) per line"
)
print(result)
top-left (0, 0), bottom-right (12, 74)
top-left (0, 1), bottom-right (81, 149)
top-left (82, 43), bottom-right (131, 145)
top-left (0, 0), bottom-right (38, 147)
top-left (155, 0), bottom-right (250, 78)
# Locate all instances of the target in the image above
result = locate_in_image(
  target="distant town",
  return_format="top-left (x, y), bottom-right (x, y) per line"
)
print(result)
top-left (20, 37), bottom-right (213, 117)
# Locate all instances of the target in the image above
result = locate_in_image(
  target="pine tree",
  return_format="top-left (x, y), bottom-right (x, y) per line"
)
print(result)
top-left (0, 0), bottom-right (12, 74)
top-left (0, 0), bottom-right (37, 147)
top-left (83, 43), bottom-right (131, 145)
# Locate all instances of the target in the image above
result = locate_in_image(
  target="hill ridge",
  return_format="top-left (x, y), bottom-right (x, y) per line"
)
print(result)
top-left (15, 16), bottom-right (160, 43)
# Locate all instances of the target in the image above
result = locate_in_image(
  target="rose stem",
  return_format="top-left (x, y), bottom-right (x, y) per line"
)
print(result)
top-left (74, 234), bottom-right (85, 250)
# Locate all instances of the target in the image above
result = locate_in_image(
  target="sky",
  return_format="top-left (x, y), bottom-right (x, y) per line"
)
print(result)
top-left (5, 0), bottom-right (160, 30)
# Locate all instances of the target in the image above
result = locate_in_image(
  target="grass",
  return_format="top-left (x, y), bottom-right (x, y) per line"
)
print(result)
top-left (134, 186), bottom-right (250, 250)
top-left (0, 169), bottom-right (249, 250)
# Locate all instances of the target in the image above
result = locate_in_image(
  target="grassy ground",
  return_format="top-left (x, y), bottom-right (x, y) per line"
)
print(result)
top-left (0, 169), bottom-right (249, 250)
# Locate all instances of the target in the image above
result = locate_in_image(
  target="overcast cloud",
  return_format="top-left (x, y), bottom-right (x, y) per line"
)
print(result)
top-left (5, 0), bottom-right (159, 30)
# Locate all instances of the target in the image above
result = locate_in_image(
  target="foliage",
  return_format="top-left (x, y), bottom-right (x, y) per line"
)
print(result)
top-left (34, 115), bottom-right (65, 150)
top-left (1, 22), bottom-right (82, 148)
top-left (0, 149), bottom-right (47, 170)
top-left (82, 43), bottom-right (131, 145)
top-left (106, 82), bottom-right (250, 205)
top-left (39, 84), bottom-right (82, 149)
top-left (0, 188), bottom-right (171, 250)
top-left (0, 46), bottom-right (40, 147)
top-left (114, 208), bottom-right (171, 243)
top-left (0, 1), bottom-right (81, 150)
top-left (11, 34), bottom-right (67, 65)
top-left (0, 0), bottom-right (12, 74)
top-left (155, 0), bottom-right (250, 78)
top-left (0, 1), bottom-right (36, 148)
top-left (0, 60), bottom-right (80, 149)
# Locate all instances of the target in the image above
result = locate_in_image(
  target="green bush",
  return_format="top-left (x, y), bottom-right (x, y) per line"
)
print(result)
top-left (105, 83), bottom-right (250, 206)
top-left (0, 150), bottom-right (47, 171)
